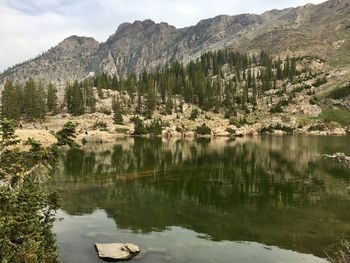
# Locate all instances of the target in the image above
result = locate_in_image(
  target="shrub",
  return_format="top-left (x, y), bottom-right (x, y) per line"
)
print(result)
top-left (320, 108), bottom-right (350, 126)
top-left (189, 108), bottom-right (199, 120)
top-left (308, 123), bottom-right (326, 132)
top-left (270, 99), bottom-right (289, 113)
top-left (0, 185), bottom-right (60, 263)
top-left (195, 123), bottom-right (211, 135)
top-left (229, 117), bottom-right (249, 128)
top-left (260, 123), bottom-right (294, 134)
top-left (176, 126), bottom-right (186, 133)
top-left (226, 127), bottom-right (236, 135)
top-left (115, 128), bottom-right (129, 134)
top-left (270, 104), bottom-right (283, 113)
top-left (131, 117), bottom-right (165, 135)
top-left (0, 120), bottom-right (78, 262)
top-left (147, 119), bottom-right (163, 135)
top-left (131, 116), bottom-right (147, 135)
top-left (54, 121), bottom-right (79, 148)
top-left (328, 84), bottom-right (350, 99)
top-left (309, 97), bottom-right (318, 105)
top-left (99, 107), bottom-right (112, 115)
top-left (313, 76), bottom-right (327, 87)
top-left (92, 121), bottom-right (108, 131)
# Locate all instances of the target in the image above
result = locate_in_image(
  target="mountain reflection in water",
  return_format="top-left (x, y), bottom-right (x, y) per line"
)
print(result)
top-left (52, 136), bottom-right (350, 262)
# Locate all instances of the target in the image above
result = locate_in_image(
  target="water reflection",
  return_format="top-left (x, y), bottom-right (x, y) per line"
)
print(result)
top-left (52, 136), bottom-right (350, 259)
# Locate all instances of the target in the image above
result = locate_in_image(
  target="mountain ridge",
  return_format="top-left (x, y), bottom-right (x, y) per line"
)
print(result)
top-left (0, 0), bottom-right (349, 90)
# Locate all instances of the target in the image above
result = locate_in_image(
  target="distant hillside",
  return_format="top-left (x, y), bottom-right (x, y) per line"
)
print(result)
top-left (0, 0), bottom-right (349, 91)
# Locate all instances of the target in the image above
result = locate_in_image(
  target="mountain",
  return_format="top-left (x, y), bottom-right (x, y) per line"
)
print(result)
top-left (0, 0), bottom-right (349, 89)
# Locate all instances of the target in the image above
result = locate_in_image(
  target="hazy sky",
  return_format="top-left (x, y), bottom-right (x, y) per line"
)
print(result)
top-left (0, 0), bottom-right (325, 72)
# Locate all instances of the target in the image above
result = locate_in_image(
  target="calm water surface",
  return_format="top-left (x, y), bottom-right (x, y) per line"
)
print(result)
top-left (51, 136), bottom-right (350, 263)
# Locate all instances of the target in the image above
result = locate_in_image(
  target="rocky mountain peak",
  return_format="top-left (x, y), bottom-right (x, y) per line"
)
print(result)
top-left (56, 35), bottom-right (99, 52)
top-left (110, 19), bottom-right (176, 42)
top-left (1, 0), bottom-right (349, 92)
top-left (60, 35), bottom-right (99, 45)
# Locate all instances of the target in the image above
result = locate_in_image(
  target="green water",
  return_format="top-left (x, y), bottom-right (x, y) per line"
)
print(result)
top-left (52, 136), bottom-right (350, 262)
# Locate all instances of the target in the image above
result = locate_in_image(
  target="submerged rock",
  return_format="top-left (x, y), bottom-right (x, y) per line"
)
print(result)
top-left (95, 243), bottom-right (140, 260)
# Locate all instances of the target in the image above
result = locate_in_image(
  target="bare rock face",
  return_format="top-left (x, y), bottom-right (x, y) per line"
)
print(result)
top-left (0, 0), bottom-right (349, 92)
top-left (95, 243), bottom-right (140, 260)
top-left (1, 36), bottom-right (99, 88)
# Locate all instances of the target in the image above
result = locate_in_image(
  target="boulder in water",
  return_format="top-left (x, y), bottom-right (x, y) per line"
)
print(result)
top-left (95, 243), bottom-right (140, 260)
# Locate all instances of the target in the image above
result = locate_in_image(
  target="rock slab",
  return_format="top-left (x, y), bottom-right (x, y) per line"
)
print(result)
top-left (95, 243), bottom-right (140, 260)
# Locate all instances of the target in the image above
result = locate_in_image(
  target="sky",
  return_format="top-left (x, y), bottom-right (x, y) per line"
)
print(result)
top-left (0, 0), bottom-right (325, 72)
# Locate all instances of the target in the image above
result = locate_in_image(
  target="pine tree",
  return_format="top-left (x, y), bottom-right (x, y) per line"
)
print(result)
top-left (146, 78), bottom-right (156, 118)
top-left (112, 98), bottom-right (124, 125)
top-left (165, 96), bottom-right (173, 115)
top-left (23, 78), bottom-right (37, 120)
top-left (47, 83), bottom-right (58, 114)
top-left (1, 80), bottom-right (21, 120)
top-left (65, 81), bottom-right (84, 116)
top-left (284, 56), bottom-right (290, 79)
top-left (36, 82), bottom-right (47, 119)
top-left (136, 92), bottom-right (142, 114)
top-left (252, 72), bottom-right (257, 106)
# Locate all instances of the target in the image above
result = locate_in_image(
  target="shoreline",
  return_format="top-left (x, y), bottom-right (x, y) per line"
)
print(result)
top-left (15, 127), bottom-right (349, 147)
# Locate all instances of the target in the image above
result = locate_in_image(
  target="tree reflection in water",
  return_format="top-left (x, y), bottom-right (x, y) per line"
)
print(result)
top-left (52, 136), bottom-right (350, 257)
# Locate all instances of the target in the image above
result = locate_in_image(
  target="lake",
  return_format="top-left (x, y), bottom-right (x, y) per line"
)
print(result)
top-left (51, 136), bottom-right (350, 263)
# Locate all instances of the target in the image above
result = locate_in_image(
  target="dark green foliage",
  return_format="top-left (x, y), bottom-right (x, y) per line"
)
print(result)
top-left (0, 119), bottom-right (80, 263)
top-left (229, 117), bottom-right (248, 128)
top-left (23, 79), bottom-right (44, 120)
top-left (112, 98), bottom-right (124, 125)
top-left (36, 82), bottom-right (48, 119)
top-left (89, 50), bottom-right (301, 115)
top-left (309, 96), bottom-right (318, 105)
top-left (270, 100), bottom-right (289, 113)
top-left (81, 78), bottom-right (97, 113)
top-left (165, 96), bottom-right (174, 115)
top-left (270, 104), bottom-right (283, 113)
top-left (99, 107), bottom-right (112, 115)
top-left (320, 108), bottom-right (350, 126)
top-left (92, 121), bottom-right (108, 131)
top-left (313, 76), bottom-right (327, 87)
top-left (1, 81), bottom-right (22, 120)
top-left (0, 118), bottom-right (73, 263)
top-left (176, 126), bottom-right (185, 133)
top-left (147, 119), bottom-right (164, 135)
top-left (47, 83), bottom-right (58, 114)
top-left (260, 123), bottom-right (294, 134)
top-left (21, 79), bottom-right (47, 120)
top-left (308, 123), bottom-right (326, 132)
top-left (54, 122), bottom-right (78, 148)
top-left (146, 78), bottom-right (157, 118)
top-left (115, 128), bottom-right (129, 134)
top-left (131, 116), bottom-right (147, 136)
top-left (226, 127), bottom-right (236, 135)
top-left (0, 118), bottom-right (20, 151)
top-left (131, 116), bottom-right (165, 135)
top-left (189, 108), bottom-right (199, 120)
top-left (328, 84), bottom-right (350, 99)
top-left (64, 81), bottom-right (84, 116)
top-left (195, 123), bottom-right (212, 135)
top-left (3, 50), bottom-right (304, 120)
top-left (0, 184), bottom-right (60, 263)
top-left (1, 79), bottom-right (59, 120)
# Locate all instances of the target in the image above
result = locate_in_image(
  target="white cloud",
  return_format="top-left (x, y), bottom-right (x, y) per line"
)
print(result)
top-left (0, 0), bottom-right (326, 72)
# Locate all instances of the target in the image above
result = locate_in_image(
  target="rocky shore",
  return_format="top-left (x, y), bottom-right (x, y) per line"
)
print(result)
top-left (15, 110), bottom-right (349, 147)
